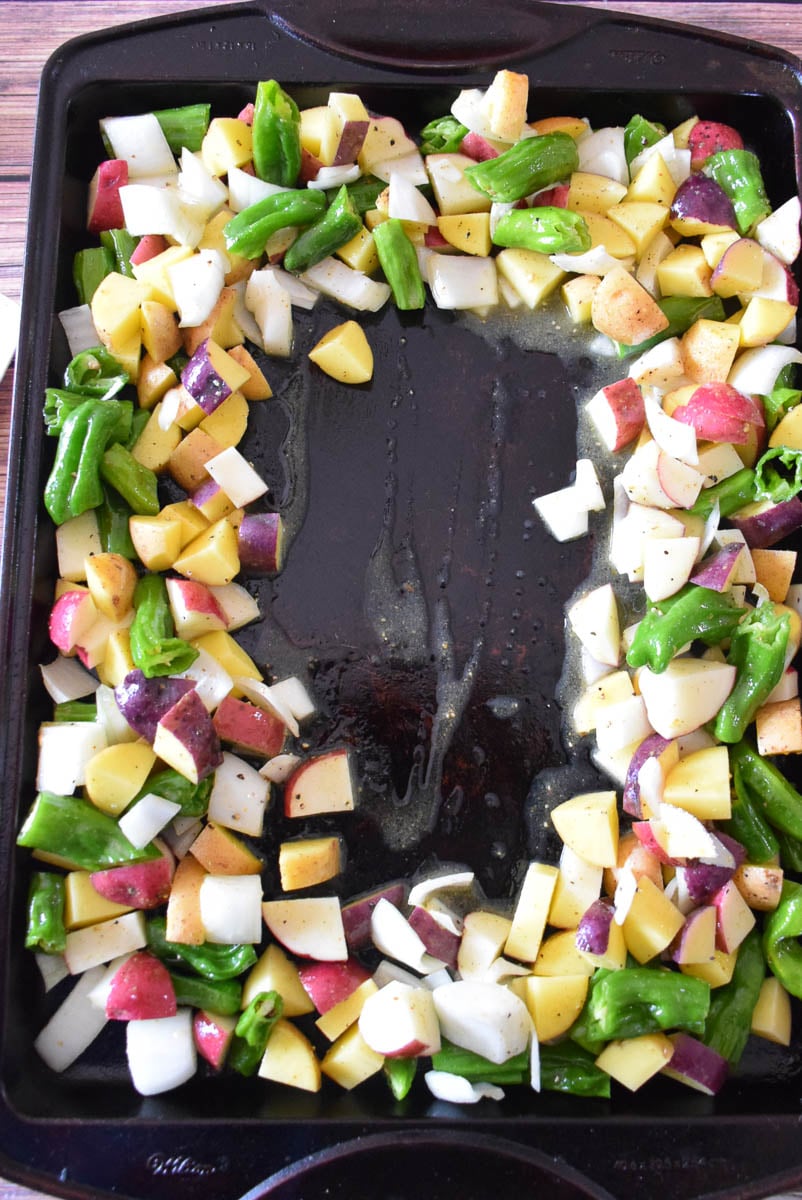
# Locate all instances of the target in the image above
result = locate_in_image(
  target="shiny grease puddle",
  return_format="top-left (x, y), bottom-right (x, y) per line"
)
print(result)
top-left (239, 299), bottom-right (612, 902)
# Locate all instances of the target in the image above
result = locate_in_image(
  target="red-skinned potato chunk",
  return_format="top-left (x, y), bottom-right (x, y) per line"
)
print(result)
top-left (688, 120), bottom-right (744, 170)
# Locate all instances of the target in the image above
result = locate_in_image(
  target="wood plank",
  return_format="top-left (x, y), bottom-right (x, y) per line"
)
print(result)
top-left (0, 4), bottom-right (801, 1199)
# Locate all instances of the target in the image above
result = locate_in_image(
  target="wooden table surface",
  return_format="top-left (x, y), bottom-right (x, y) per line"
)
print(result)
top-left (2, 2), bottom-right (802, 1198)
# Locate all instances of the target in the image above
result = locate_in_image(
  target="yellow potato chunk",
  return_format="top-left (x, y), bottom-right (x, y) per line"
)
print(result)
top-left (64, 871), bottom-right (132, 930)
top-left (436, 213), bottom-right (492, 257)
top-left (201, 118), bottom-right (253, 176)
top-left (591, 266), bottom-right (669, 345)
top-left (258, 1018), bottom-right (322, 1092)
top-left (173, 517), bottom-right (240, 586)
top-left (596, 1033), bottom-right (674, 1091)
top-left (520, 975), bottom-right (589, 1042)
top-left (84, 741), bottom-right (157, 816)
top-left (550, 791), bottom-right (619, 868)
top-left (308, 321), bottom-right (374, 384)
top-left (279, 836), bottom-right (343, 891)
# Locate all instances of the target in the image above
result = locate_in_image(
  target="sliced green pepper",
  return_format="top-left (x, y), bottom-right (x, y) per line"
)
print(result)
top-left (626, 584), bottom-right (746, 674)
top-left (714, 604), bottom-right (790, 743)
top-left (223, 189), bottom-right (327, 260)
top-left (228, 990), bottom-right (284, 1076)
top-left (539, 1042), bottom-right (611, 1099)
top-left (99, 442), bottom-right (160, 515)
top-left (431, 1039), bottom-right (529, 1085)
top-left (132, 767), bottom-right (211, 818)
top-left (373, 218), bottom-right (426, 310)
top-left (154, 103), bottom-right (211, 154)
top-left (73, 246), bottom-right (115, 305)
top-left (703, 149), bottom-right (772, 235)
top-left (283, 184), bottom-right (362, 273)
top-left (705, 926), bottom-right (765, 1064)
top-left (464, 132), bottom-right (579, 204)
top-left (753, 444), bottom-right (802, 504)
top-left (492, 206), bottom-right (591, 254)
top-left (169, 971), bottom-right (243, 1016)
top-left (63, 346), bottom-right (128, 400)
top-left (687, 466), bottom-right (756, 521)
top-left (252, 80), bottom-right (301, 187)
top-left (325, 173), bottom-right (386, 216)
top-left (623, 114), bottom-right (666, 166)
top-left (44, 399), bottom-right (130, 525)
top-left (97, 487), bottom-right (137, 558)
top-left (25, 871), bottom-right (67, 954)
top-left (419, 115), bottom-right (468, 156)
top-left (725, 757), bottom-right (781, 864)
top-left (54, 700), bottom-right (98, 723)
top-left (764, 881), bottom-right (802, 998)
top-left (17, 792), bottom-right (159, 869)
top-left (384, 1057), bottom-right (418, 1101)
top-left (100, 228), bottom-right (139, 279)
top-left (129, 575), bottom-right (199, 679)
top-left (584, 967), bottom-right (711, 1040)
top-left (147, 916), bottom-right (257, 981)
top-left (729, 740), bottom-right (802, 842)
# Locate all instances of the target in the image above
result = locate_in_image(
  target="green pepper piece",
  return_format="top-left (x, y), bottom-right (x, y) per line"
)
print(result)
top-left (753, 444), bottom-right (802, 504)
top-left (729, 740), bottom-right (802, 842)
top-left (283, 184), bottom-right (362, 273)
top-left (100, 442), bottom-right (160, 515)
top-left (97, 487), bottom-right (137, 558)
top-left (153, 103), bottom-right (211, 154)
top-left (617, 296), bottom-right (726, 358)
top-left (714, 604), bottom-right (790, 743)
top-left (126, 408), bottom-right (152, 453)
top-left (760, 378), bottom-right (800, 434)
top-left (129, 575), bottom-right (199, 679)
top-left (703, 149), bottom-right (772, 235)
top-left (492, 206), bottom-right (591, 255)
top-left (252, 80), bottom-right (302, 187)
top-left (69, 403), bottom-right (132, 516)
top-left (44, 399), bottom-right (129, 525)
top-left (100, 228), bottom-right (139, 279)
top-left (18, 792), bottom-right (159, 869)
top-left (384, 1057), bottom-right (418, 1100)
top-left (223, 189), bottom-right (327, 260)
top-left (464, 132), bottom-right (579, 204)
top-left (569, 967), bottom-right (614, 1055)
top-left (777, 830), bottom-right (802, 874)
top-left (326, 173), bottom-right (387, 216)
top-left (764, 881), bottom-right (802, 999)
top-left (419, 115), bottom-right (468, 156)
top-left (132, 767), bottom-right (211, 818)
top-left (687, 466), bottom-right (757, 521)
top-left (373, 219), bottom-right (426, 311)
top-left (623, 114), bottom-right (666, 166)
top-left (705, 926), bottom-right (765, 1063)
top-left (25, 871), bottom-right (67, 954)
top-left (539, 1042), bottom-right (611, 1099)
top-left (63, 346), bottom-right (129, 400)
top-left (431, 1038), bottom-right (529, 1085)
top-left (626, 584), bottom-right (746, 674)
top-left (54, 700), bottom-right (98, 723)
top-left (724, 757), bottom-right (781, 864)
top-left (169, 971), bottom-right (243, 1016)
top-left (147, 916), bottom-right (257, 980)
top-left (73, 246), bottom-right (115, 305)
top-left (586, 967), bottom-right (710, 1040)
top-left (228, 990), bottom-right (284, 1076)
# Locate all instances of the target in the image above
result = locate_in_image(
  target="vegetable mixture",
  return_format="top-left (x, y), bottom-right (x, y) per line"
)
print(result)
top-left (20, 69), bottom-right (802, 1103)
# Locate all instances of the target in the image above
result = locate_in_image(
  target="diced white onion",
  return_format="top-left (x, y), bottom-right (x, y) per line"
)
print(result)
top-left (425, 1070), bottom-right (505, 1104)
top-left (100, 113), bottom-right (177, 179)
top-left (58, 304), bottom-right (101, 357)
top-left (307, 163), bottom-right (362, 190)
top-left (300, 258), bottom-right (391, 311)
top-left (39, 656), bottom-right (99, 704)
top-left (427, 254), bottom-right (498, 310)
